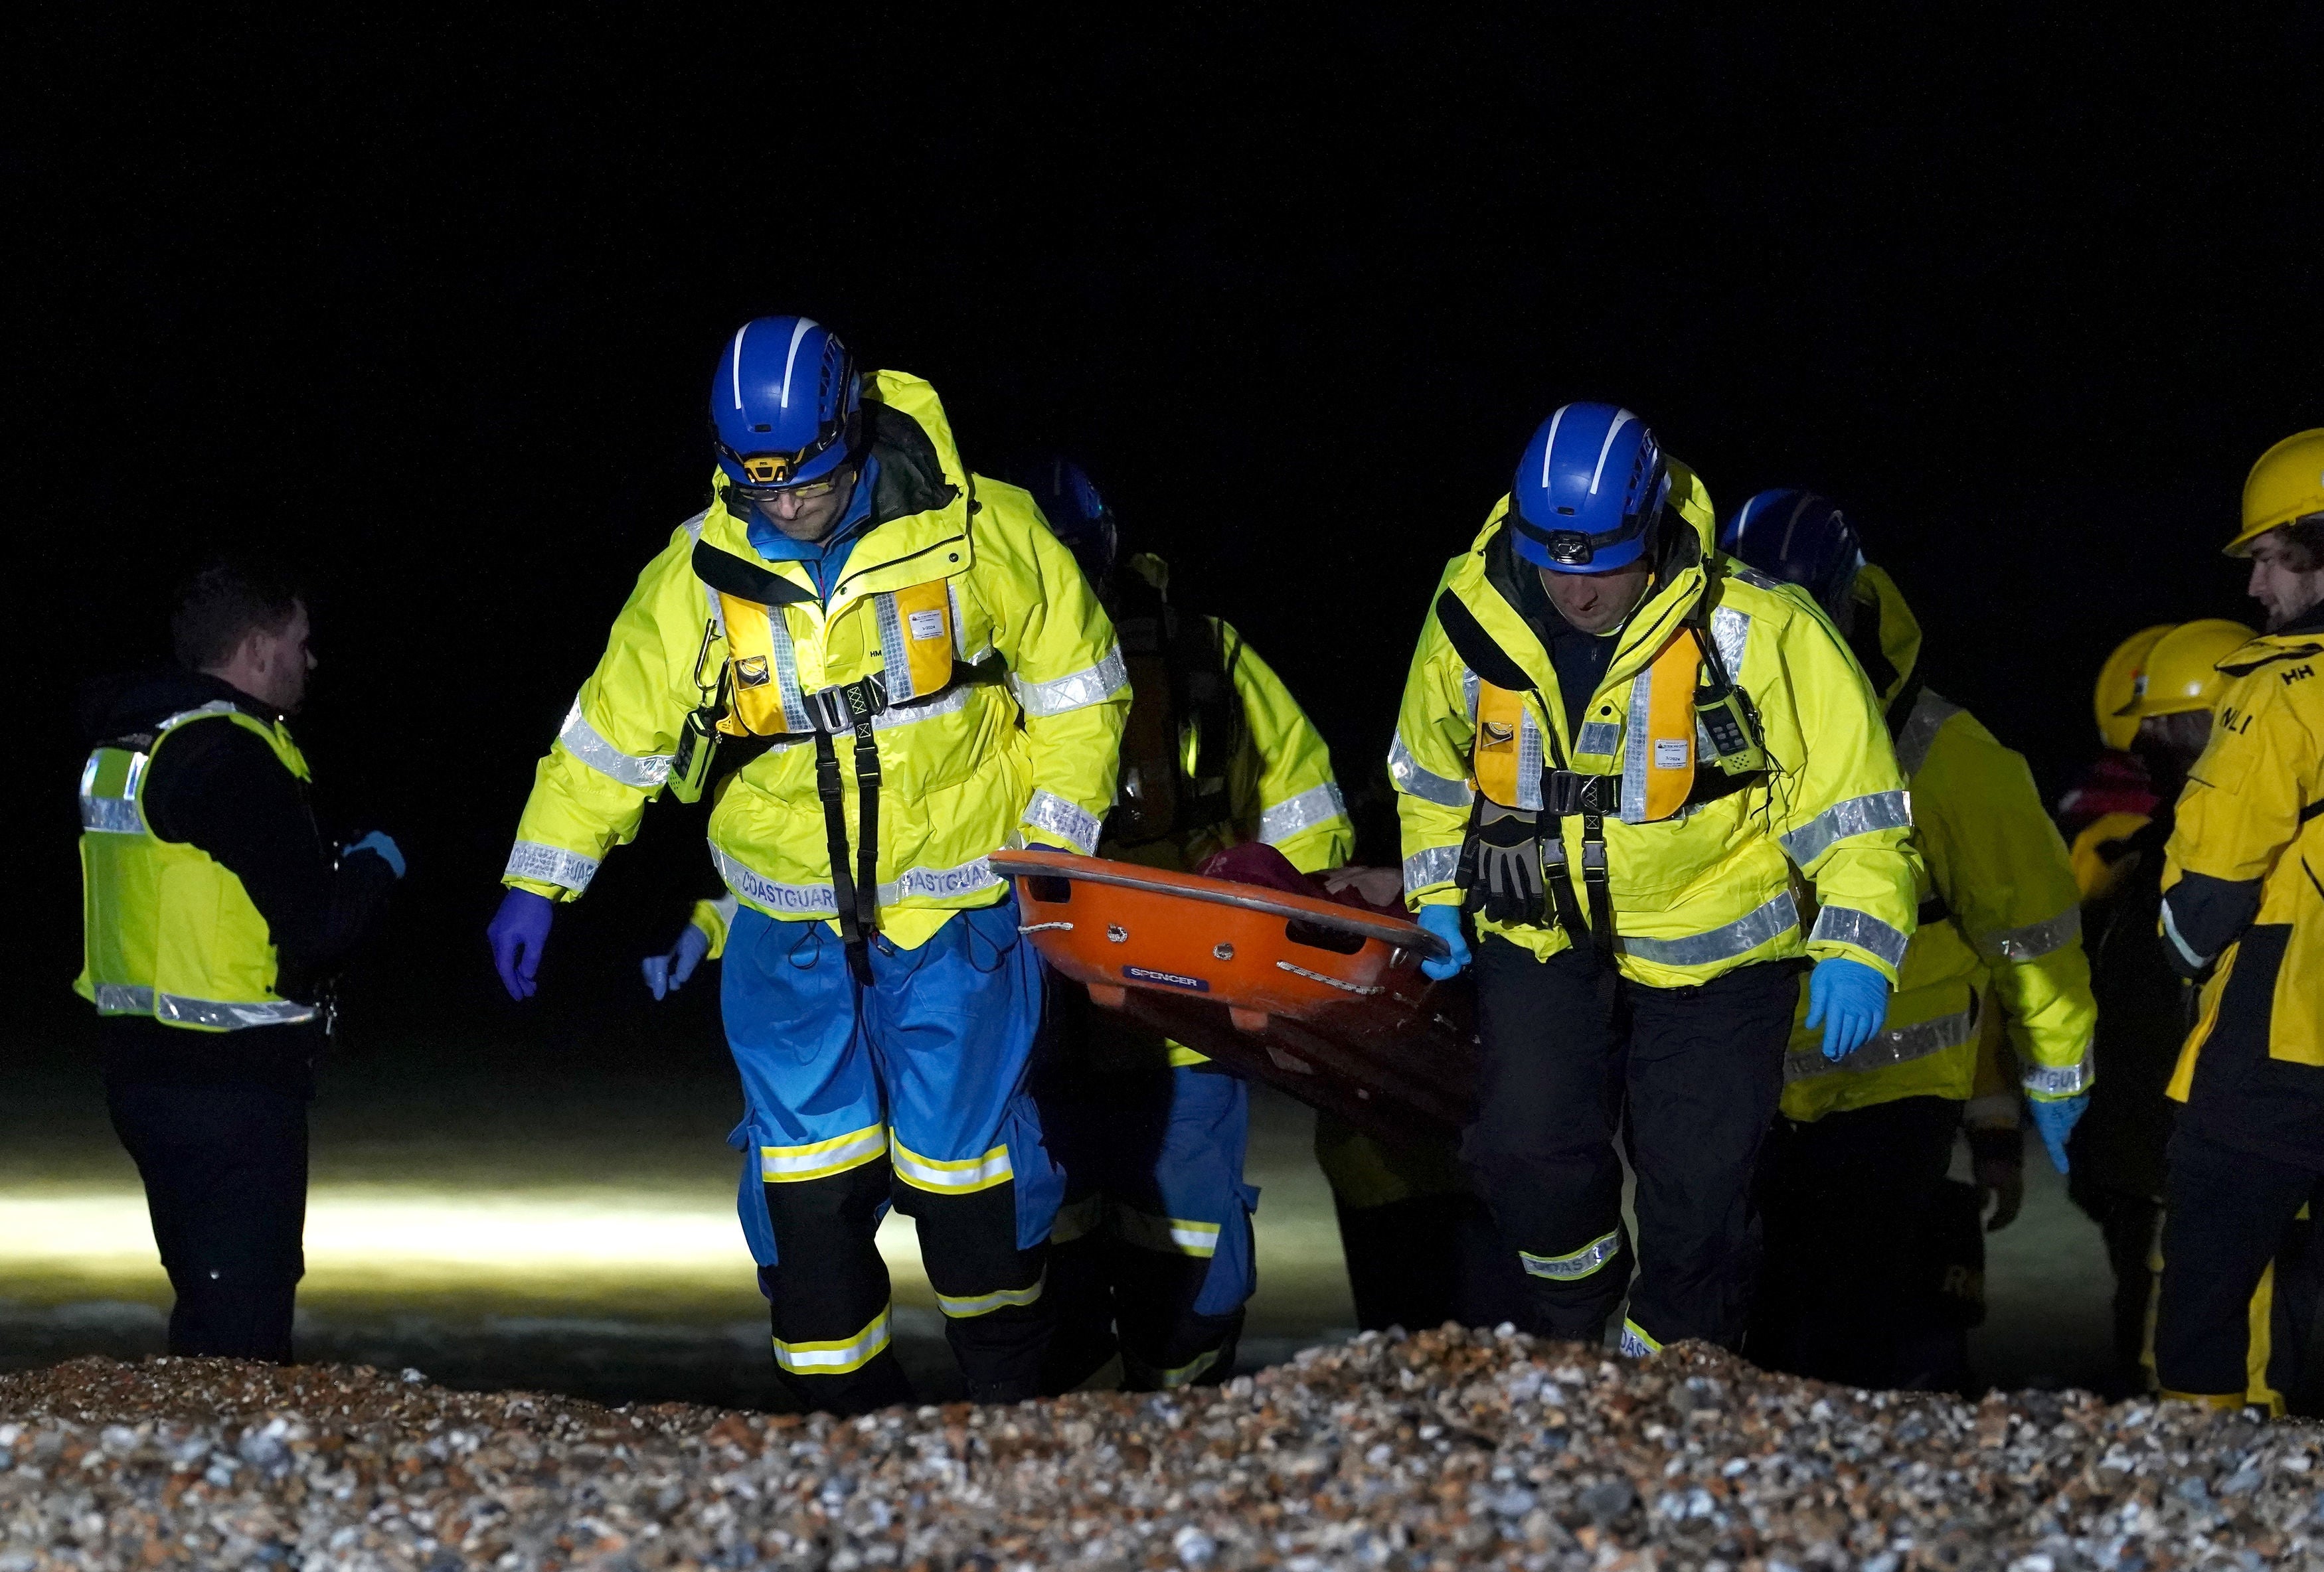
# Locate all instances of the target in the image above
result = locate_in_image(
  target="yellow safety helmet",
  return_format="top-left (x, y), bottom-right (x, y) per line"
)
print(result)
top-left (2113, 619), bottom-right (2256, 722)
top-left (2095, 625), bottom-right (2173, 750)
top-left (2226, 428), bottom-right (2324, 557)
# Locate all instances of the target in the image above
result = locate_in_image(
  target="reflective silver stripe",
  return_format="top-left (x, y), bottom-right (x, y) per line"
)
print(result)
top-left (1977, 905), bottom-right (2081, 963)
top-left (1618, 668), bottom-right (1655, 825)
top-left (1113, 1206), bottom-right (1220, 1257)
top-left (1260, 781), bottom-right (1349, 844)
top-left (760, 1123), bottom-right (887, 1183)
top-left (934, 1272), bottom-right (1046, 1320)
top-left (155, 701), bottom-right (242, 730)
top-left (1618, 890), bottom-right (1799, 968)
top-left (1515, 708), bottom-right (1546, 812)
top-left (872, 591), bottom-right (916, 701)
top-left (556, 699), bottom-right (671, 789)
top-left (1726, 564), bottom-right (1785, 593)
top-left (2160, 897), bottom-right (2210, 971)
top-left (80, 786), bottom-right (145, 834)
top-left (1710, 605), bottom-right (1750, 677)
top-left (1810, 904), bottom-right (1911, 969)
top-left (1519, 1229), bottom-right (1621, 1282)
top-left (1143, 1346), bottom-right (1223, 1389)
top-left (891, 1138), bottom-right (1013, 1194)
top-left (1575, 720), bottom-right (1620, 756)
top-left (1786, 1006), bottom-right (1974, 1083)
top-left (1388, 734), bottom-right (1471, 809)
top-left (505, 840), bottom-right (600, 893)
top-left (1618, 1320), bottom-right (1663, 1358)
top-left (1403, 844), bottom-right (1461, 896)
top-left (1023, 789), bottom-right (1103, 854)
top-left (772, 1306), bottom-right (892, 1374)
top-left (1780, 789), bottom-right (1914, 866)
top-left (767, 613), bottom-right (812, 734)
top-left (873, 684), bottom-right (973, 732)
top-left (1011, 645), bottom-right (1129, 718)
top-left (1894, 688), bottom-right (1963, 778)
top-left (2024, 1040), bottom-right (2095, 1098)
top-left (712, 846), bottom-right (1002, 917)
top-left (91, 984), bottom-right (315, 1029)
top-left (1461, 667), bottom-right (1481, 724)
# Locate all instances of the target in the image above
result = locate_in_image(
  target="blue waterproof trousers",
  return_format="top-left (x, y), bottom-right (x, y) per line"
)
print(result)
top-left (722, 895), bottom-right (1062, 1411)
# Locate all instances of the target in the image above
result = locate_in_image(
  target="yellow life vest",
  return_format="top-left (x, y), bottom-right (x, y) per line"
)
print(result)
top-left (1469, 629), bottom-right (1701, 823)
top-left (75, 703), bottom-right (319, 1032)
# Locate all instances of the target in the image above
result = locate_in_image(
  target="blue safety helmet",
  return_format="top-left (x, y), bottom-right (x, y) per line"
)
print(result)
top-left (1718, 489), bottom-right (1865, 623)
top-left (708, 316), bottom-right (863, 497)
top-left (1509, 403), bottom-right (1671, 574)
top-left (1013, 453), bottom-right (1120, 586)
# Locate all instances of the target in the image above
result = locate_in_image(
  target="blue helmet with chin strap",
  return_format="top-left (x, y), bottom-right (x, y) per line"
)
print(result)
top-left (708, 316), bottom-right (862, 497)
top-left (1509, 403), bottom-right (1671, 574)
top-left (1011, 453), bottom-right (1120, 586)
top-left (1719, 489), bottom-right (1864, 623)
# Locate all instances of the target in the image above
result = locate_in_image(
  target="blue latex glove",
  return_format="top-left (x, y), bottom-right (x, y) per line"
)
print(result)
top-left (488, 888), bottom-right (555, 1001)
top-left (642, 923), bottom-right (712, 1000)
top-left (2029, 1093), bottom-right (2089, 1175)
top-left (1023, 841), bottom-right (1076, 855)
top-left (1805, 957), bottom-right (1890, 1060)
top-left (1416, 904), bottom-right (1471, 981)
top-left (344, 831), bottom-right (406, 879)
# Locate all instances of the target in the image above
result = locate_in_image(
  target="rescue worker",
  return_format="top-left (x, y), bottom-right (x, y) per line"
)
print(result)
top-left (76, 560), bottom-right (404, 1362)
top-left (486, 318), bottom-right (1127, 1413)
top-left (1722, 492), bottom-right (2098, 1390)
top-left (2153, 429), bottom-right (2324, 1412)
top-left (2056, 625), bottom-right (2172, 850)
top-left (1390, 403), bottom-right (1922, 1356)
top-left (1009, 454), bottom-right (1354, 1391)
top-left (2066, 619), bottom-right (2258, 1394)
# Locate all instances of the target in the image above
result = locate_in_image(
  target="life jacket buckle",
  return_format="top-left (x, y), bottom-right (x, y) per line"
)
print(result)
top-left (803, 674), bottom-right (889, 734)
top-left (1543, 770), bottom-right (1620, 817)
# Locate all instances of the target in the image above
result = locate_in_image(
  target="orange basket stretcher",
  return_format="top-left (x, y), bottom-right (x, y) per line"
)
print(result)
top-left (990, 849), bottom-right (1477, 1144)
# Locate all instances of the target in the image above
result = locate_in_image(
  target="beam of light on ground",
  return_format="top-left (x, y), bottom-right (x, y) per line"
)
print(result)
top-left (1, 1188), bottom-right (925, 1277)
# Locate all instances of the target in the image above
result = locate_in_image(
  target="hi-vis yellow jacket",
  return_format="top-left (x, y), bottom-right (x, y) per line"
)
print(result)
top-left (1782, 566), bottom-right (2097, 1120)
top-left (505, 371), bottom-right (1129, 950)
top-left (1391, 464), bottom-right (1920, 989)
top-left (2162, 609), bottom-right (2324, 1154)
top-left (1102, 553), bottom-right (1353, 877)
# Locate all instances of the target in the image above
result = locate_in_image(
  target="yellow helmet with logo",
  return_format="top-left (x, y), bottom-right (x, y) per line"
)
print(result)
top-left (2113, 619), bottom-right (2256, 723)
top-left (2095, 625), bottom-right (2173, 750)
top-left (2226, 428), bottom-right (2324, 557)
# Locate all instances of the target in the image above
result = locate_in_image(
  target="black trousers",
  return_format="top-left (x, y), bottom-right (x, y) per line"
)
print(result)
top-left (1752, 1095), bottom-right (1966, 1389)
top-left (2154, 1125), bottom-right (2324, 1405)
top-left (106, 1075), bottom-right (309, 1363)
top-left (2067, 1175), bottom-right (2166, 1394)
top-left (1464, 938), bottom-right (1797, 1350)
top-left (1333, 1190), bottom-right (1531, 1335)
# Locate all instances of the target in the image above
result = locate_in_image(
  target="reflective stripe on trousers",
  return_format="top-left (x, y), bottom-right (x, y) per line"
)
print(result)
top-left (772, 1305), bottom-right (892, 1374)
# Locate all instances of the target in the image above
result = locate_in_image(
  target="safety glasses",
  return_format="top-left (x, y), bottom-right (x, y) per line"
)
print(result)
top-left (729, 464), bottom-right (857, 511)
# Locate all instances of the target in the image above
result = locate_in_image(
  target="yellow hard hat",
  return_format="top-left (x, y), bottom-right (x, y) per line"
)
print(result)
top-left (2095, 625), bottom-right (2173, 750)
top-left (2226, 428), bottom-right (2324, 557)
top-left (2113, 619), bottom-right (2256, 722)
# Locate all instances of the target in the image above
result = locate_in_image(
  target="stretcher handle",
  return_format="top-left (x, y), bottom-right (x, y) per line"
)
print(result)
top-left (989, 848), bottom-right (1452, 960)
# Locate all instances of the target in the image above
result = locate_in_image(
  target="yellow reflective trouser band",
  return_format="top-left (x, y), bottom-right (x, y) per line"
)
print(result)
top-left (760, 1123), bottom-right (887, 1184)
top-left (1050, 1193), bottom-right (1105, 1245)
top-left (1127, 1345), bottom-right (1223, 1389)
top-left (889, 1137), bottom-right (1014, 1194)
top-left (1519, 1229), bottom-right (1621, 1281)
top-left (1112, 1204), bottom-right (1220, 1257)
top-left (772, 1305), bottom-right (892, 1375)
top-left (935, 1271), bottom-right (1047, 1320)
top-left (1618, 1320), bottom-right (1663, 1357)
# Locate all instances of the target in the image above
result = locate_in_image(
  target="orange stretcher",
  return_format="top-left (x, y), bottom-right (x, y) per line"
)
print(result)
top-left (990, 849), bottom-right (1477, 1144)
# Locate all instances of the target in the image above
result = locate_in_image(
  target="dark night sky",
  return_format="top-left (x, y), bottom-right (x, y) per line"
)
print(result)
top-left (11, 9), bottom-right (2321, 1057)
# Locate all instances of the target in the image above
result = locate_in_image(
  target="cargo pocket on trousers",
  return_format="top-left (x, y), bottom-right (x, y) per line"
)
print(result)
top-left (728, 1120), bottom-right (780, 1269)
top-left (999, 1093), bottom-right (1066, 1252)
top-left (1193, 1182), bottom-right (1261, 1317)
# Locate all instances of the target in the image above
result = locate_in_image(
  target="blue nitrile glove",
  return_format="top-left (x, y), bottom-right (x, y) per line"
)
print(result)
top-left (642, 923), bottom-right (712, 1001)
top-left (1023, 841), bottom-right (1075, 855)
top-left (344, 831), bottom-right (406, 879)
top-left (488, 888), bottom-right (555, 1001)
top-left (1416, 904), bottom-right (1471, 981)
top-left (1805, 957), bottom-right (1889, 1060)
top-left (2029, 1093), bottom-right (2089, 1175)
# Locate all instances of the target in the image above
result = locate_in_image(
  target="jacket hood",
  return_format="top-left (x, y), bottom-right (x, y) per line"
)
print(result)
top-left (78, 667), bottom-right (274, 747)
top-left (1849, 563), bottom-right (1924, 710)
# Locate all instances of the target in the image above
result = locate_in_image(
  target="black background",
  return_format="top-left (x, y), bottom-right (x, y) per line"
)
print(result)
top-left (12, 9), bottom-right (2321, 1059)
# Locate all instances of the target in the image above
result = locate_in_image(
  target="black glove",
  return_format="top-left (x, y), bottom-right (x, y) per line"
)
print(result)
top-left (1458, 801), bottom-right (1547, 925)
